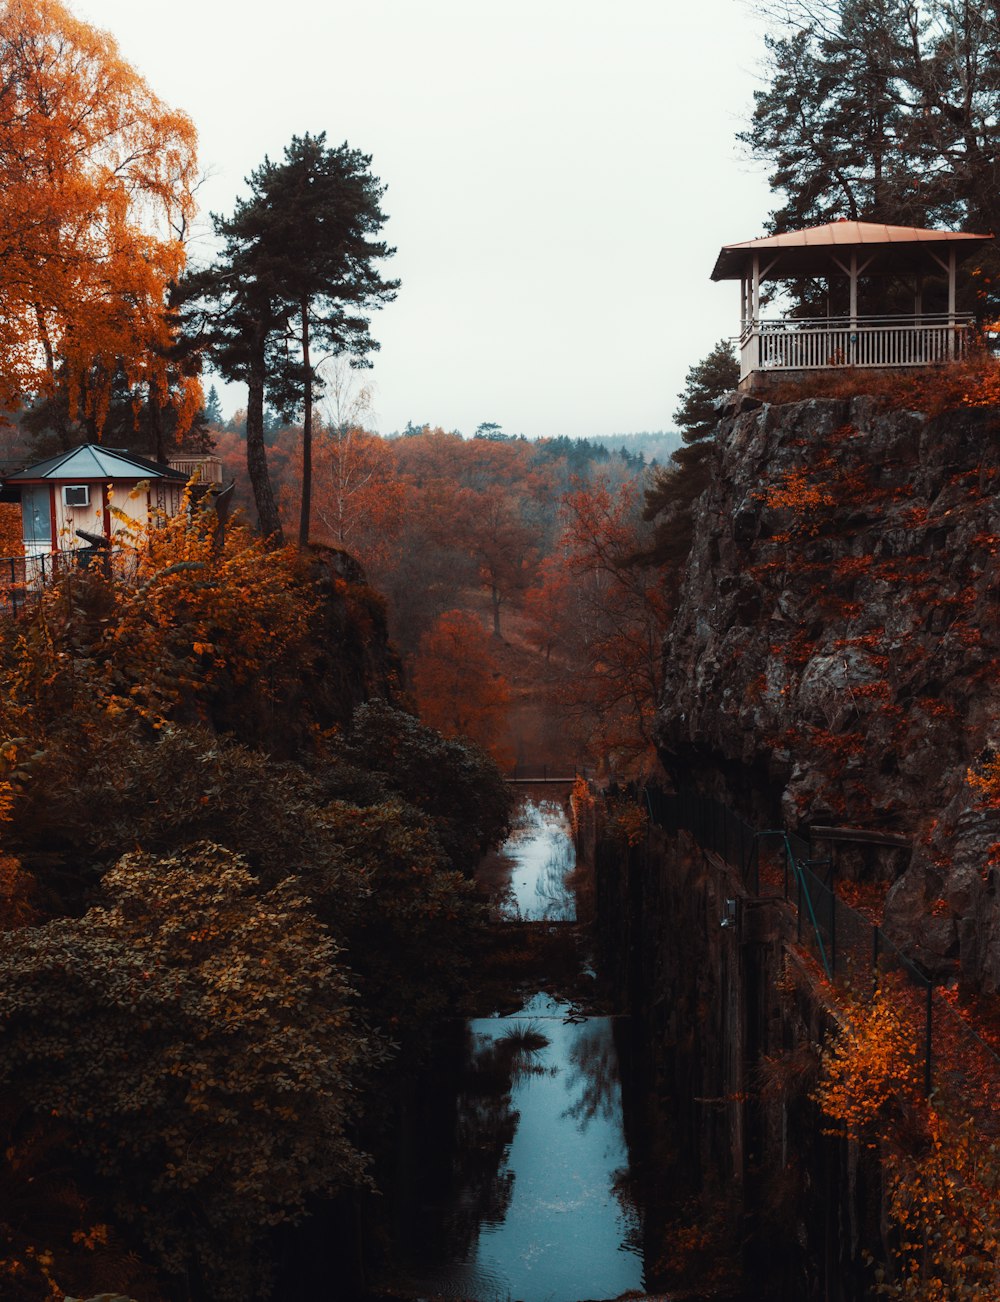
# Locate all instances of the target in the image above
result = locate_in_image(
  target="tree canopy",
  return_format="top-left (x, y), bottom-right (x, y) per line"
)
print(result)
top-left (743, 2), bottom-right (1000, 274)
top-left (0, 0), bottom-right (198, 434)
top-left (641, 339), bottom-right (737, 570)
top-left (181, 133), bottom-right (397, 544)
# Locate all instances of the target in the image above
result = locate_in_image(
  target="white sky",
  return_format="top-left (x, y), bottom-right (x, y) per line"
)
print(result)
top-left (74, 0), bottom-right (775, 439)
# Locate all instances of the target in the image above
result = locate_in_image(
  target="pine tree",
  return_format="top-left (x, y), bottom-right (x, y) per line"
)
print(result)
top-left (256, 134), bottom-right (398, 547)
top-left (640, 340), bottom-right (738, 570)
top-left (203, 384), bottom-right (224, 426)
top-left (741, 2), bottom-right (915, 234)
top-left (742, 1), bottom-right (1000, 313)
top-left (672, 339), bottom-right (740, 445)
top-left (179, 134), bottom-right (398, 546)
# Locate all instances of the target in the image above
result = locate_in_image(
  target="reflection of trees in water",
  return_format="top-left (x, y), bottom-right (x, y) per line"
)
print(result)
top-left (561, 1021), bottom-right (619, 1128)
top-left (611, 1163), bottom-right (644, 1256)
top-left (444, 1023), bottom-right (549, 1259)
top-left (562, 1023), bottom-right (644, 1251)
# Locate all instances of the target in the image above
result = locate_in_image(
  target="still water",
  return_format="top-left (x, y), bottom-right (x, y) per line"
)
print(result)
top-left (500, 799), bottom-right (577, 921)
top-left (377, 801), bottom-right (645, 1302)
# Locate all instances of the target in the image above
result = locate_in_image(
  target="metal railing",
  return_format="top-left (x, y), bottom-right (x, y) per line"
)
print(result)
top-left (636, 787), bottom-right (1000, 1118)
top-left (508, 763), bottom-right (589, 782)
top-left (739, 313), bottom-right (973, 378)
top-left (0, 547), bottom-right (138, 615)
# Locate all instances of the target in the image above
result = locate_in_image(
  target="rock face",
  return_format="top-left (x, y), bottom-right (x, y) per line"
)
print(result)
top-left (656, 394), bottom-right (1000, 990)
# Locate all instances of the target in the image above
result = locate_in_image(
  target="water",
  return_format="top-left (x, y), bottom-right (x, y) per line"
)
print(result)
top-left (499, 800), bottom-right (577, 921)
top-left (376, 800), bottom-right (645, 1302)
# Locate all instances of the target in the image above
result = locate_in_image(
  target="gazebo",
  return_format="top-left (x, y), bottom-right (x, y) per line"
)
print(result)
top-left (711, 219), bottom-right (994, 391)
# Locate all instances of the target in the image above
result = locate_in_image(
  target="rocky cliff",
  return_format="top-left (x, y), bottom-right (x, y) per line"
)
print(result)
top-left (656, 393), bottom-right (1000, 991)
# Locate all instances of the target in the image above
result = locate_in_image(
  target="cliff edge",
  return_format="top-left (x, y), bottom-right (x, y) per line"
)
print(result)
top-left (657, 393), bottom-right (1000, 992)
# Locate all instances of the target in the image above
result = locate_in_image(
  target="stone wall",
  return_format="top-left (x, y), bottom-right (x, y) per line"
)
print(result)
top-left (598, 823), bottom-right (882, 1300)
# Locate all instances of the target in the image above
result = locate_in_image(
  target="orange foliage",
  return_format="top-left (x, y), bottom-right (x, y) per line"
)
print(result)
top-left (397, 437), bottom-right (550, 637)
top-left (311, 425), bottom-right (407, 567)
top-left (763, 350), bottom-right (1000, 418)
top-left (411, 609), bottom-right (512, 766)
top-left (764, 466), bottom-right (835, 534)
top-left (0, 504), bottom-right (22, 558)
top-left (2, 492), bottom-right (313, 734)
top-left (0, 0), bottom-right (199, 430)
top-left (967, 752), bottom-right (1000, 808)
top-left (525, 477), bottom-right (671, 772)
top-left (274, 423), bottom-right (408, 573)
top-left (816, 980), bottom-right (1000, 1299)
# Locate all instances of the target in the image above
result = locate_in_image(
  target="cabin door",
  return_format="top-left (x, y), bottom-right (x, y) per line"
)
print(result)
top-left (21, 486), bottom-right (51, 551)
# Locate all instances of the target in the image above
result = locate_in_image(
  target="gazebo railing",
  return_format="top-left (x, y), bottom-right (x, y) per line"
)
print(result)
top-left (739, 312), bottom-right (974, 379)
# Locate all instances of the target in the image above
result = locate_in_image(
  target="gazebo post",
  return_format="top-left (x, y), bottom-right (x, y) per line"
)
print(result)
top-left (849, 251), bottom-right (858, 363)
top-left (947, 247), bottom-right (957, 359)
top-left (750, 253), bottom-right (761, 373)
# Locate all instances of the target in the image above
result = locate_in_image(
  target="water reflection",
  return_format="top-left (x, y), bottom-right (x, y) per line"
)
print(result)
top-left (562, 1020), bottom-right (621, 1127)
top-left (499, 800), bottom-right (576, 921)
top-left (381, 993), bottom-right (644, 1302)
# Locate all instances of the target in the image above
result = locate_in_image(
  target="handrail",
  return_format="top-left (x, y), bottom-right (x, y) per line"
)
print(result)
top-left (754, 312), bottom-right (970, 327)
top-left (756, 829), bottom-right (833, 979)
top-left (739, 314), bottom-right (973, 345)
top-left (630, 787), bottom-right (1000, 1111)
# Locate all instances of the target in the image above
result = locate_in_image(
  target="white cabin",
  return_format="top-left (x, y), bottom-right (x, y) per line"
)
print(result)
top-left (2, 444), bottom-right (189, 558)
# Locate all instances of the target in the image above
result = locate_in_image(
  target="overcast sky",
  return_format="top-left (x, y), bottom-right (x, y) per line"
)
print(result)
top-left (75, 0), bottom-right (775, 439)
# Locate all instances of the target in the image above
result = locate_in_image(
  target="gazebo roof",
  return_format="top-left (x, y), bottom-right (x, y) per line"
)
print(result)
top-left (5, 443), bottom-right (188, 484)
top-left (711, 219), bottom-right (994, 281)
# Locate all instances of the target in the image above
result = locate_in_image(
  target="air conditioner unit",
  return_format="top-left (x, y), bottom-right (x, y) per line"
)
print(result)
top-left (63, 485), bottom-right (90, 508)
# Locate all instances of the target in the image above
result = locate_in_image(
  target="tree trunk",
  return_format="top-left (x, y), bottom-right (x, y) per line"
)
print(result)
top-left (149, 387), bottom-right (167, 464)
top-left (246, 324), bottom-right (284, 544)
top-left (298, 299), bottom-right (313, 549)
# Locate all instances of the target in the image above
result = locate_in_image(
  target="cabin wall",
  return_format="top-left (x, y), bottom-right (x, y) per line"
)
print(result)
top-left (20, 479), bottom-right (183, 556)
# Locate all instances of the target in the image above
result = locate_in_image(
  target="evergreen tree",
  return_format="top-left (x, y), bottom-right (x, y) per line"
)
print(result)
top-left (743, 1), bottom-right (1000, 310)
top-left (202, 383), bottom-right (224, 426)
top-left (177, 199), bottom-right (288, 541)
top-left (640, 340), bottom-right (738, 571)
top-left (179, 134), bottom-right (398, 546)
top-left (258, 134), bottom-right (398, 547)
top-left (741, 2), bottom-right (915, 234)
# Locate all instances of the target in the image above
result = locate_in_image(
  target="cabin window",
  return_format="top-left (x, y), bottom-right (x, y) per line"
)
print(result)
top-left (63, 485), bottom-right (90, 507)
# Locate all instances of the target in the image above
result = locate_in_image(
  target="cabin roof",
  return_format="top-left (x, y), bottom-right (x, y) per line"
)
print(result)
top-left (5, 443), bottom-right (188, 484)
top-left (712, 219), bottom-right (994, 281)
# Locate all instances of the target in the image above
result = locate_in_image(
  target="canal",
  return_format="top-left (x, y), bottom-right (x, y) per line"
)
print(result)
top-left (371, 797), bottom-right (648, 1302)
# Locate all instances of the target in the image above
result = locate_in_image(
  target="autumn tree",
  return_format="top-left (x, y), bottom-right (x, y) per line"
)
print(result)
top-left (291, 423), bottom-right (406, 572)
top-left (0, 0), bottom-right (199, 438)
top-left (526, 476), bottom-right (671, 772)
top-left (408, 437), bottom-right (549, 637)
top-left (411, 609), bottom-right (512, 766)
top-left (815, 979), bottom-right (1000, 1300)
top-left (0, 841), bottom-right (381, 1297)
